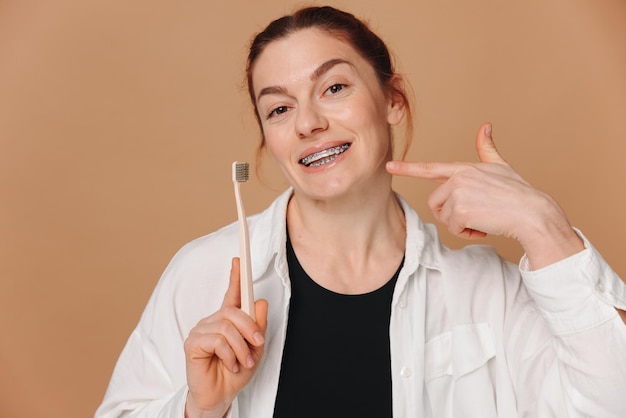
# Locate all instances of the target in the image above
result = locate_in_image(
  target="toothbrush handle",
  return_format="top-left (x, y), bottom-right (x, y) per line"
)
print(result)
top-left (234, 182), bottom-right (255, 320)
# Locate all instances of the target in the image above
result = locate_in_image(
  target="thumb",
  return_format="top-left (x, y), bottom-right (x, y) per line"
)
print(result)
top-left (254, 299), bottom-right (269, 334)
top-left (476, 123), bottom-right (506, 164)
top-left (251, 299), bottom-right (269, 358)
top-left (221, 257), bottom-right (242, 308)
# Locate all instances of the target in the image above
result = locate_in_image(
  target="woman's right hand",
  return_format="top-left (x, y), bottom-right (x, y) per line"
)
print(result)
top-left (184, 257), bottom-right (268, 418)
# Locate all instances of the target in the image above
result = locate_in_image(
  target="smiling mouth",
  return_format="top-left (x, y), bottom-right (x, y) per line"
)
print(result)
top-left (300, 143), bottom-right (351, 167)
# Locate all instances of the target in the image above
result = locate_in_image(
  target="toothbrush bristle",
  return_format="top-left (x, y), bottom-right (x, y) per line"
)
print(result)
top-left (233, 161), bottom-right (250, 182)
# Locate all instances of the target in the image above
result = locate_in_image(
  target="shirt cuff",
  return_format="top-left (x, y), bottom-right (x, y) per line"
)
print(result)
top-left (181, 386), bottom-right (236, 418)
top-left (519, 228), bottom-right (626, 335)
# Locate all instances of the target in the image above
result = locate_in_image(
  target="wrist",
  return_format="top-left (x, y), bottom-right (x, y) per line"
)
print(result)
top-left (184, 392), bottom-right (231, 418)
top-left (517, 194), bottom-right (584, 269)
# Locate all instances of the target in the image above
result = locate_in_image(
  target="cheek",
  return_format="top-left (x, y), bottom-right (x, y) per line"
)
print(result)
top-left (342, 91), bottom-right (389, 127)
top-left (350, 101), bottom-right (392, 143)
top-left (263, 130), bottom-right (291, 163)
top-left (333, 104), bottom-right (375, 133)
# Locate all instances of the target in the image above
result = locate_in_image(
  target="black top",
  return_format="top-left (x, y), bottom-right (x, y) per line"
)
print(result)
top-left (273, 235), bottom-right (402, 418)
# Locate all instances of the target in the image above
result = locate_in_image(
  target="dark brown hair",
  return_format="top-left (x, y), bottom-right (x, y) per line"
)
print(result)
top-left (246, 5), bottom-right (413, 159)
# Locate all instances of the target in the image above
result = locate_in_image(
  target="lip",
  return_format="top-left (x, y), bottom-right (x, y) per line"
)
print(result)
top-left (297, 141), bottom-right (352, 163)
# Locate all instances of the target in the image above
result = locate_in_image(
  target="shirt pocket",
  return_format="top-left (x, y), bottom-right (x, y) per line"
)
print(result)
top-left (425, 323), bottom-right (497, 418)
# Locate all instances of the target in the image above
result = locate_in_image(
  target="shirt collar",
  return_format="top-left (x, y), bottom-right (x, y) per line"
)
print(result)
top-left (396, 194), bottom-right (441, 272)
top-left (249, 188), bottom-right (292, 281)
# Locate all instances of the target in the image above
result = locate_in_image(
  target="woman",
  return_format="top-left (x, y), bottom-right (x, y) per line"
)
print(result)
top-left (96, 6), bottom-right (626, 418)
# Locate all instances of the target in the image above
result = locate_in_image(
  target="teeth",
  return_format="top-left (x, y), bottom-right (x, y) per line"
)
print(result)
top-left (312, 156), bottom-right (335, 167)
top-left (300, 144), bottom-right (350, 167)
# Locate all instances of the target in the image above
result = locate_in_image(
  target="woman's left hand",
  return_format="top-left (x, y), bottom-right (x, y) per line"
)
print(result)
top-left (386, 123), bottom-right (584, 269)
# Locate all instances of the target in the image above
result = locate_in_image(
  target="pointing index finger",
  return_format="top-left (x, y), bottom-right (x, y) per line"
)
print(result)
top-left (386, 160), bottom-right (456, 183)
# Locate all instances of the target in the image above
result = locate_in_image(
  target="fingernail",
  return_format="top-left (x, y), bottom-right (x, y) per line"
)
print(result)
top-left (233, 363), bottom-right (240, 373)
top-left (253, 332), bottom-right (265, 345)
top-left (485, 124), bottom-right (492, 138)
top-left (246, 355), bottom-right (255, 368)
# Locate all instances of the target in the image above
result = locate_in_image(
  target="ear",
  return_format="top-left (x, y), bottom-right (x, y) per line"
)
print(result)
top-left (386, 75), bottom-right (406, 126)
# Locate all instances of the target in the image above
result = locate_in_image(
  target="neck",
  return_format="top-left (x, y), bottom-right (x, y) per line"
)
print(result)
top-left (286, 176), bottom-right (406, 294)
top-left (288, 189), bottom-right (404, 245)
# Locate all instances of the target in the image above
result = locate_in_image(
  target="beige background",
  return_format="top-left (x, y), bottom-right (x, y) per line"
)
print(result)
top-left (1, 0), bottom-right (625, 416)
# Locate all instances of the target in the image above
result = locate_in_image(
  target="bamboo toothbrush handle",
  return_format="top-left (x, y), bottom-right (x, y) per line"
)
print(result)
top-left (234, 181), bottom-right (255, 320)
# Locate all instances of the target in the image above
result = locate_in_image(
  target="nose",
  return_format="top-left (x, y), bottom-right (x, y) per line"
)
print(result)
top-left (295, 102), bottom-right (328, 139)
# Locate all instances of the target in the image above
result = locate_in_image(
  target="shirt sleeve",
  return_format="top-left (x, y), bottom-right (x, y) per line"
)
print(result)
top-left (94, 322), bottom-right (190, 418)
top-left (516, 228), bottom-right (626, 417)
top-left (519, 228), bottom-right (626, 335)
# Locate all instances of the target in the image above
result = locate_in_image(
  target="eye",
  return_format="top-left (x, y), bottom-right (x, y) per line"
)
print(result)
top-left (266, 105), bottom-right (289, 120)
top-left (325, 83), bottom-right (346, 95)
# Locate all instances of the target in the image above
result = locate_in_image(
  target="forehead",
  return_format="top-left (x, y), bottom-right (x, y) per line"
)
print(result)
top-left (251, 28), bottom-right (372, 97)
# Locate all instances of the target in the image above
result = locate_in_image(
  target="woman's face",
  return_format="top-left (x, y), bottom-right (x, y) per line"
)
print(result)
top-left (251, 28), bottom-right (404, 201)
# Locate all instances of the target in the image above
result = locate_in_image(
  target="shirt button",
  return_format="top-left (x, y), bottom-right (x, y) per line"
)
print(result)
top-left (597, 282), bottom-right (605, 293)
top-left (398, 298), bottom-right (407, 309)
top-left (400, 366), bottom-right (412, 378)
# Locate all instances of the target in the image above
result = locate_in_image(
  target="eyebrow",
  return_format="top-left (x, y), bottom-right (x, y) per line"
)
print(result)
top-left (256, 58), bottom-right (353, 101)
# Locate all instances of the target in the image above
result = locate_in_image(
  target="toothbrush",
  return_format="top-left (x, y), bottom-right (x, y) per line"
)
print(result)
top-left (232, 161), bottom-right (255, 320)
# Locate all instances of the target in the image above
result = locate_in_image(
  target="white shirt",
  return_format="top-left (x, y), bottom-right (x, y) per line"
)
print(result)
top-left (96, 189), bottom-right (626, 418)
